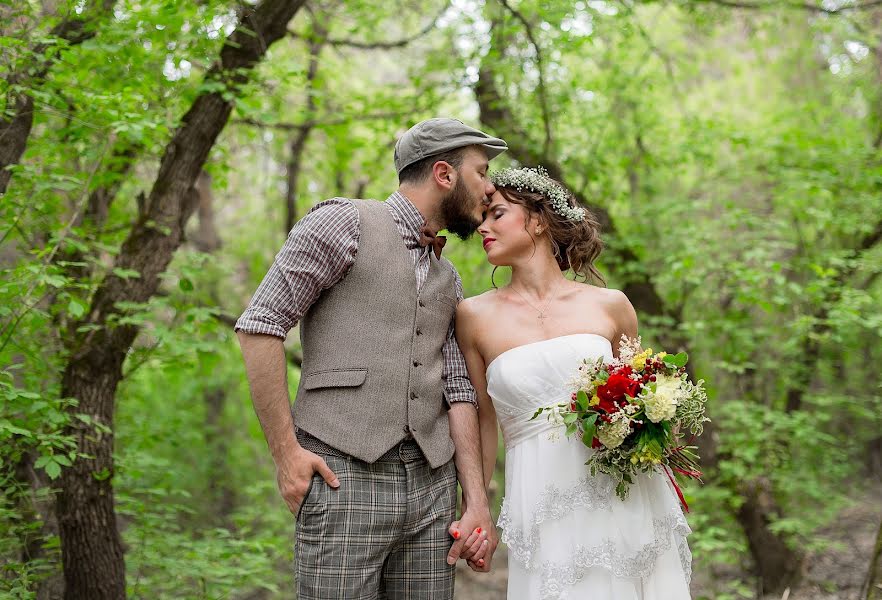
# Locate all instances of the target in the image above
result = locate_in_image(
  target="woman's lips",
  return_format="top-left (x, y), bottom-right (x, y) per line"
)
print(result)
top-left (483, 238), bottom-right (496, 250)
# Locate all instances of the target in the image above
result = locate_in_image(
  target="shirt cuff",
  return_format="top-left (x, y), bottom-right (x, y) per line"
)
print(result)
top-left (234, 309), bottom-right (290, 339)
top-left (444, 391), bottom-right (478, 409)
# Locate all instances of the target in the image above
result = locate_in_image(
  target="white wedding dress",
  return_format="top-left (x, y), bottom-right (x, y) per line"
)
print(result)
top-left (486, 333), bottom-right (692, 600)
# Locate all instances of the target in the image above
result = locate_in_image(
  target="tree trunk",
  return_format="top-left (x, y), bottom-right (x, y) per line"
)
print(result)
top-left (284, 23), bottom-right (325, 232)
top-left (55, 2), bottom-right (307, 598)
top-left (191, 173), bottom-right (234, 522)
top-left (204, 387), bottom-right (236, 524)
top-left (193, 171), bottom-right (222, 253)
top-left (285, 127), bottom-right (312, 232)
top-left (735, 479), bottom-right (801, 593)
top-left (867, 514), bottom-right (882, 600)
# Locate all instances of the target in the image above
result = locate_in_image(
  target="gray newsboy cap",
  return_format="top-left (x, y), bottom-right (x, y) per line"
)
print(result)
top-left (394, 118), bottom-right (508, 174)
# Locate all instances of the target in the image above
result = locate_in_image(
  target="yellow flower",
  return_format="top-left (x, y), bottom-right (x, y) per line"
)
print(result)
top-left (590, 394), bottom-right (600, 407)
top-left (656, 352), bottom-right (667, 360)
top-left (632, 356), bottom-right (646, 370)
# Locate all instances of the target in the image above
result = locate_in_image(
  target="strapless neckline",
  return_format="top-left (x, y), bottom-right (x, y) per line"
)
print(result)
top-left (486, 333), bottom-right (612, 374)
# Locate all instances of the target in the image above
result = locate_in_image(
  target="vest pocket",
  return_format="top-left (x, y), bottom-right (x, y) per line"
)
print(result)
top-left (436, 293), bottom-right (457, 308)
top-left (302, 368), bottom-right (368, 390)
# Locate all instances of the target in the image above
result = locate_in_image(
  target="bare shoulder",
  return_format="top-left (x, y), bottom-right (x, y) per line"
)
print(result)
top-left (458, 289), bottom-right (502, 322)
top-left (570, 282), bottom-right (630, 308)
top-left (600, 287), bottom-right (633, 312)
top-left (570, 283), bottom-right (637, 336)
top-left (598, 287), bottom-right (637, 336)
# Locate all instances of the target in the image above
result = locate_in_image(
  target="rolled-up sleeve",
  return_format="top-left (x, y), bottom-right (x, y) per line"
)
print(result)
top-left (442, 269), bottom-right (478, 408)
top-left (235, 199), bottom-right (359, 338)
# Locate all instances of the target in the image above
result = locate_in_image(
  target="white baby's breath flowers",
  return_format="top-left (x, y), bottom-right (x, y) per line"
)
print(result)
top-left (643, 374), bottom-right (685, 423)
top-left (616, 335), bottom-right (643, 365)
top-left (490, 166), bottom-right (587, 222)
top-left (596, 412), bottom-right (631, 449)
top-left (568, 357), bottom-right (604, 391)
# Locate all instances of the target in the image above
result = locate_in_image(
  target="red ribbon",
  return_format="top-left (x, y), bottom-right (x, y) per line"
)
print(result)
top-left (671, 466), bottom-right (702, 479)
top-left (664, 466), bottom-right (690, 513)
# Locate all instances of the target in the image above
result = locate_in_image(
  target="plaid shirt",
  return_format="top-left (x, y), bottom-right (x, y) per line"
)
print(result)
top-left (236, 192), bottom-right (477, 408)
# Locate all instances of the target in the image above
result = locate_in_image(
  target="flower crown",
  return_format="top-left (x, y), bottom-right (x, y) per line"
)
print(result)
top-left (490, 166), bottom-right (587, 222)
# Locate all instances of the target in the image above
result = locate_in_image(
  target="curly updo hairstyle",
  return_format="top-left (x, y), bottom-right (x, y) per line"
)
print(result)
top-left (495, 182), bottom-right (605, 285)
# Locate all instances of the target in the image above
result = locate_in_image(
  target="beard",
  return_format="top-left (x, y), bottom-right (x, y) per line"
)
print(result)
top-left (439, 177), bottom-right (483, 240)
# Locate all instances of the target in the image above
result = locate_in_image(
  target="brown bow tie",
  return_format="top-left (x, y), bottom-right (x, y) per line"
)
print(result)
top-left (418, 226), bottom-right (447, 259)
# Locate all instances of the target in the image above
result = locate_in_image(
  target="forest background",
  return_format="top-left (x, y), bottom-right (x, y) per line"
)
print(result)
top-left (1, 0), bottom-right (881, 599)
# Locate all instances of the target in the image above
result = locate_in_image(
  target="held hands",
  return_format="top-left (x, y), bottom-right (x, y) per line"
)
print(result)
top-left (276, 445), bottom-right (339, 515)
top-left (447, 508), bottom-right (498, 572)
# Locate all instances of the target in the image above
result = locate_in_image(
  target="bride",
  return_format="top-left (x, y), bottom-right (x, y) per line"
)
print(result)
top-left (454, 167), bottom-right (692, 599)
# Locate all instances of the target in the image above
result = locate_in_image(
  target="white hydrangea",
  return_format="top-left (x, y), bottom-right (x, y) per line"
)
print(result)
top-left (490, 166), bottom-right (587, 222)
top-left (596, 413), bottom-right (631, 449)
top-left (643, 374), bottom-right (684, 423)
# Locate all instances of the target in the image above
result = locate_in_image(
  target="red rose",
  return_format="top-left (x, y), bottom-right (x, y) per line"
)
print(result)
top-left (596, 373), bottom-right (640, 413)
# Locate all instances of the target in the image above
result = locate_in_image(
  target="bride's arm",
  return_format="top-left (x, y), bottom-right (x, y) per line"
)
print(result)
top-left (609, 289), bottom-right (639, 359)
top-left (454, 300), bottom-right (498, 492)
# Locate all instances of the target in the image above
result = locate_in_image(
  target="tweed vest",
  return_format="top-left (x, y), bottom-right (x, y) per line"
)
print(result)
top-left (292, 199), bottom-right (457, 468)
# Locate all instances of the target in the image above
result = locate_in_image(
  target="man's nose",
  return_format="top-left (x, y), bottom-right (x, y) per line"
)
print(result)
top-left (485, 181), bottom-right (496, 196)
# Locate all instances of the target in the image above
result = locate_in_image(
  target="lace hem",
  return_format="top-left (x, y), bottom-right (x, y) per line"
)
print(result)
top-left (497, 473), bottom-right (614, 569)
top-left (537, 513), bottom-right (693, 600)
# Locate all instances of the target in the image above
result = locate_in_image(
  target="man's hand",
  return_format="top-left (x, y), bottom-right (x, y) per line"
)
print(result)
top-left (276, 445), bottom-right (339, 515)
top-left (447, 507), bottom-right (498, 572)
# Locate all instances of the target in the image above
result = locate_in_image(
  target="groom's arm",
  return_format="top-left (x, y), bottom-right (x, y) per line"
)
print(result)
top-left (236, 199), bottom-right (358, 514)
top-left (446, 403), bottom-right (497, 570)
top-left (442, 275), bottom-right (498, 571)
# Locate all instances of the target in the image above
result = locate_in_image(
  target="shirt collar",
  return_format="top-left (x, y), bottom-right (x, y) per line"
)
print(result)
top-left (386, 191), bottom-right (427, 249)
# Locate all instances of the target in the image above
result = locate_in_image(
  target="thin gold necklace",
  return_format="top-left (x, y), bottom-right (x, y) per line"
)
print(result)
top-left (509, 278), bottom-right (563, 321)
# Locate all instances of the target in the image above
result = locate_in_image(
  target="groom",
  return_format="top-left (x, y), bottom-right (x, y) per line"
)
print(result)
top-left (235, 118), bottom-right (507, 598)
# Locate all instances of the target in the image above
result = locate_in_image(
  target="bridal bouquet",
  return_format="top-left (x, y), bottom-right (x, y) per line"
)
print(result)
top-left (532, 336), bottom-right (709, 506)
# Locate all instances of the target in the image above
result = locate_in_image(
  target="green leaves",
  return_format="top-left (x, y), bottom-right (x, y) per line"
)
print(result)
top-left (581, 413), bottom-right (599, 446)
top-left (67, 298), bottom-right (86, 319)
top-left (662, 352), bottom-right (688, 368)
top-left (34, 453), bottom-right (73, 480)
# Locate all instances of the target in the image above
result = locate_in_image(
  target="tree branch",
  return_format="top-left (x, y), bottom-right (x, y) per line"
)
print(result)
top-left (287, 2), bottom-right (449, 50)
top-left (0, 0), bottom-right (117, 195)
top-left (232, 110), bottom-right (411, 131)
top-left (693, 0), bottom-right (882, 14)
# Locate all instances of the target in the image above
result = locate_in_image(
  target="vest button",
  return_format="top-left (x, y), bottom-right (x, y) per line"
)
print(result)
top-left (416, 329), bottom-right (422, 335)
top-left (413, 360), bottom-right (421, 367)
top-left (403, 425), bottom-right (411, 433)
top-left (418, 300), bottom-right (425, 307)
top-left (410, 391), bottom-right (418, 400)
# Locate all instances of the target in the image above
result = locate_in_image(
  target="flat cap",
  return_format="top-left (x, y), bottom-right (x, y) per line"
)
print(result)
top-left (394, 118), bottom-right (507, 174)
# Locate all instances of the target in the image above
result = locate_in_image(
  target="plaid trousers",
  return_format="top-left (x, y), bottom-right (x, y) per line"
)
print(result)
top-left (295, 446), bottom-right (457, 599)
